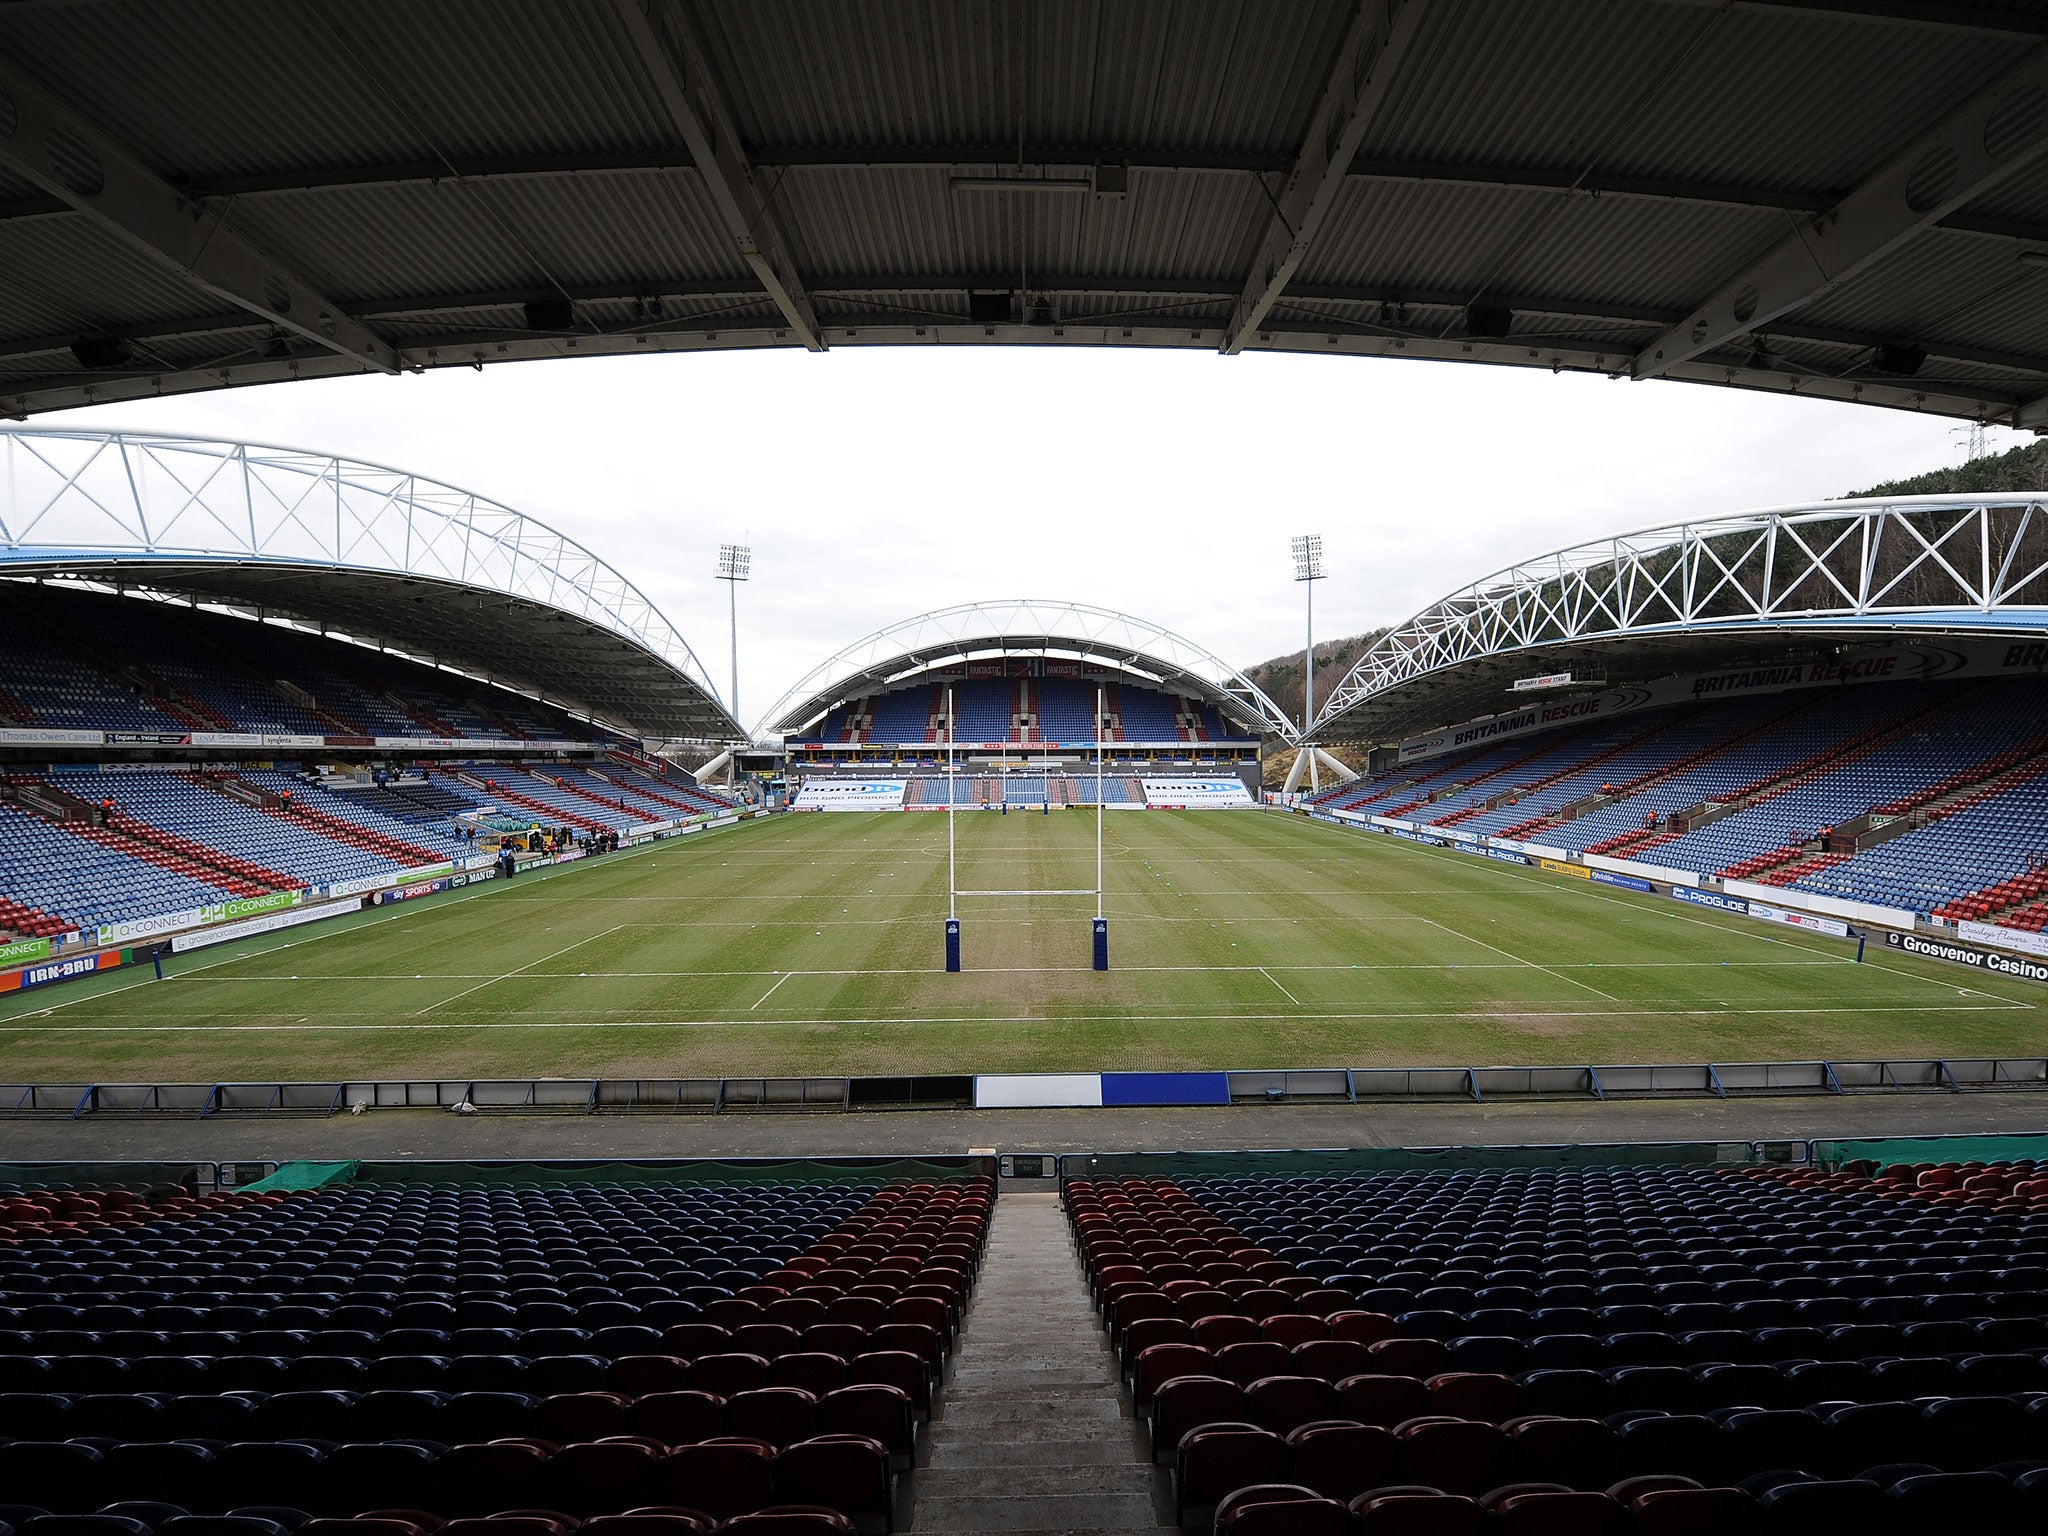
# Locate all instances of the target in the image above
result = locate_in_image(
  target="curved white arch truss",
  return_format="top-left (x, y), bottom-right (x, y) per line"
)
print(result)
top-left (762, 598), bottom-right (1299, 742)
top-left (1313, 494), bottom-right (2048, 740)
top-left (0, 426), bottom-right (737, 738)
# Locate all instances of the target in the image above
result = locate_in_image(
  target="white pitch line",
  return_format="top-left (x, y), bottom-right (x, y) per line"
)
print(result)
top-left (1317, 821), bottom-right (2040, 1009)
top-left (0, 1002), bottom-right (2024, 1033)
top-left (167, 957), bottom-right (1842, 982)
top-left (750, 972), bottom-right (795, 1011)
top-left (1258, 967), bottom-right (1303, 1005)
top-left (1415, 914), bottom-right (1624, 1002)
top-left (412, 925), bottom-right (625, 1015)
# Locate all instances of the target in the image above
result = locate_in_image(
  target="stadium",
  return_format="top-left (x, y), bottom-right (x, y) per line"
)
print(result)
top-left (4, 3), bottom-right (2048, 1533)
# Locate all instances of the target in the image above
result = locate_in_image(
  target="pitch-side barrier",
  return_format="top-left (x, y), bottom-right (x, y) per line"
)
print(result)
top-left (5, 1056), bottom-right (2045, 1119)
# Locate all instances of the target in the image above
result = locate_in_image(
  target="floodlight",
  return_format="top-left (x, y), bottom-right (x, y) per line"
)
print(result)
top-left (1292, 534), bottom-right (1324, 583)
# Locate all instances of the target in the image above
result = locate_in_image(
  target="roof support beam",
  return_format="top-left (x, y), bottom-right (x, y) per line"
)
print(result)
top-left (611, 0), bottom-right (824, 351)
top-left (1635, 47), bottom-right (2048, 380)
top-left (0, 55), bottom-right (401, 376)
top-left (10, 275), bottom-right (2048, 387)
top-left (7, 147), bottom-right (2048, 248)
top-left (1647, 0), bottom-right (2048, 41)
top-left (1218, 0), bottom-right (1428, 355)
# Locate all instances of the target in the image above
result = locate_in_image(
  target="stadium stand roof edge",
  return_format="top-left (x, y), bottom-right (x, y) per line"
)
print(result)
top-left (759, 598), bottom-right (1298, 742)
top-left (0, 426), bottom-right (744, 742)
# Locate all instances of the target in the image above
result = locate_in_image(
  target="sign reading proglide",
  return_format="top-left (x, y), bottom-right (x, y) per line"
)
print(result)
top-left (1885, 931), bottom-right (2048, 983)
top-left (1672, 886), bottom-right (1749, 916)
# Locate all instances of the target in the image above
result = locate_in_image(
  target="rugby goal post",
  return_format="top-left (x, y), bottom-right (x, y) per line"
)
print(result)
top-left (945, 684), bottom-right (1108, 972)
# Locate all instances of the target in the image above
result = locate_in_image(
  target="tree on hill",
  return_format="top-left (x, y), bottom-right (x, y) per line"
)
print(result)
top-left (1852, 439), bottom-right (2048, 498)
top-left (1243, 629), bottom-right (1388, 780)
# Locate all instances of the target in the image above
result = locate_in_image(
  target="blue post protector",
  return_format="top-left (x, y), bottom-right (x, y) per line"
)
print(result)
top-left (1092, 917), bottom-right (1109, 971)
top-left (945, 918), bottom-right (961, 973)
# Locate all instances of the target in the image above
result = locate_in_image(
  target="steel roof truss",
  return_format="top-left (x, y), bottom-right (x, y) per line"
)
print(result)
top-left (1991, 503), bottom-right (2045, 602)
top-left (0, 58), bottom-right (400, 378)
top-left (1220, 0), bottom-right (1427, 355)
top-left (1773, 514), bottom-right (1864, 612)
top-left (1311, 497), bottom-right (2048, 737)
top-left (1636, 48), bottom-right (2048, 380)
top-left (613, 0), bottom-right (824, 352)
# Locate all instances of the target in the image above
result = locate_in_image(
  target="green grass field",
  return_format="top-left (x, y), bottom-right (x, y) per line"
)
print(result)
top-left (3, 808), bottom-right (2041, 1083)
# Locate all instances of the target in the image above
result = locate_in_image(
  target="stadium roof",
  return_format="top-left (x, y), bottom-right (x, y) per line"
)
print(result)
top-left (1, 2), bottom-right (2046, 426)
top-left (0, 426), bottom-right (742, 741)
top-left (1311, 489), bottom-right (2048, 741)
top-left (761, 599), bottom-right (1298, 741)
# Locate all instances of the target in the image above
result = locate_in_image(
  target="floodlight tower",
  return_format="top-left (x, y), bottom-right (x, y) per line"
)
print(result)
top-left (715, 542), bottom-right (750, 727)
top-left (1292, 534), bottom-right (1326, 792)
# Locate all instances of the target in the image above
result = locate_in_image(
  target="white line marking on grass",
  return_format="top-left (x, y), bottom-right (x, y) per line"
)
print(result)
top-left (3, 1002), bottom-right (2025, 1033)
top-left (172, 958), bottom-right (1841, 982)
top-left (1336, 827), bottom-right (2037, 1010)
top-left (750, 972), bottom-right (794, 1010)
top-left (1258, 967), bottom-right (1303, 1005)
top-left (1502, 866), bottom-right (2022, 1004)
top-left (1415, 915), bottom-right (1623, 1002)
top-left (411, 926), bottom-right (625, 1015)
top-left (0, 817), bottom-right (762, 1024)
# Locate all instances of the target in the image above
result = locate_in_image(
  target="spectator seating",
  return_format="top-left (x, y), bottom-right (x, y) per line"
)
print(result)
top-left (0, 584), bottom-right (605, 746)
top-left (1310, 676), bottom-right (2048, 918)
top-left (0, 1170), bottom-right (992, 1531)
top-left (818, 678), bottom-right (1242, 748)
top-left (0, 802), bottom-right (246, 934)
top-left (1069, 1160), bottom-right (2048, 1529)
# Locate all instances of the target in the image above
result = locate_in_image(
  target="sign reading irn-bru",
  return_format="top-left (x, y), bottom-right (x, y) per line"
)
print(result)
top-left (1396, 641), bottom-right (2019, 763)
top-left (0, 948), bottom-right (128, 994)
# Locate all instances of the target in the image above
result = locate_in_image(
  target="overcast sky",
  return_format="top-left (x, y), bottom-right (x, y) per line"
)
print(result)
top-left (42, 349), bottom-right (2021, 733)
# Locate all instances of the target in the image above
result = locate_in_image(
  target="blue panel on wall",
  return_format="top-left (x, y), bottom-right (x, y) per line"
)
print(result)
top-left (1099, 1071), bottom-right (1230, 1106)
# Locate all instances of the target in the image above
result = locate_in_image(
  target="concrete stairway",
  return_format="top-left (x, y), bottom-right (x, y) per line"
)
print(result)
top-left (907, 1190), bottom-right (1176, 1535)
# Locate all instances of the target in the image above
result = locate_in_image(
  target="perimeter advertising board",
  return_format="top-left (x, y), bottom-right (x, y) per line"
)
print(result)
top-left (0, 948), bottom-right (128, 994)
top-left (1885, 930), bottom-right (2048, 983)
top-left (1959, 920), bottom-right (2048, 960)
top-left (1747, 901), bottom-right (1852, 939)
top-left (1140, 779), bottom-right (1255, 808)
top-left (792, 780), bottom-right (909, 810)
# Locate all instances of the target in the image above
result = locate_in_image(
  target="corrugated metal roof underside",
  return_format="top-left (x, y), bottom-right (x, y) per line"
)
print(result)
top-left (0, 0), bottom-right (2044, 424)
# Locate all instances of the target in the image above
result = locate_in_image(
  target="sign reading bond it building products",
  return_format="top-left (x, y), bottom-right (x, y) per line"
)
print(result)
top-left (792, 780), bottom-right (910, 810)
top-left (1139, 779), bottom-right (1255, 808)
